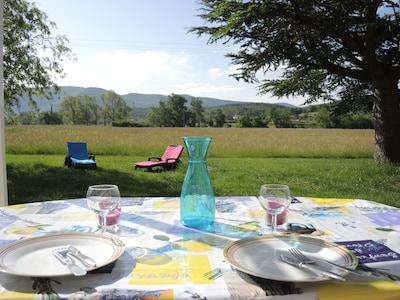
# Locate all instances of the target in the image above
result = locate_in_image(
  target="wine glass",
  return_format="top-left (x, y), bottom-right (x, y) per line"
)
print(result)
top-left (258, 184), bottom-right (291, 234)
top-left (87, 184), bottom-right (121, 234)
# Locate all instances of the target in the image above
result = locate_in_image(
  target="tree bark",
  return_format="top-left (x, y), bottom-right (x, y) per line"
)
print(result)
top-left (373, 76), bottom-right (400, 164)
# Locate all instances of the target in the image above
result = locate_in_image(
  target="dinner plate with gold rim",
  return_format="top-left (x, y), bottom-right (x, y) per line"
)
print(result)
top-left (223, 235), bottom-right (357, 282)
top-left (0, 233), bottom-right (125, 277)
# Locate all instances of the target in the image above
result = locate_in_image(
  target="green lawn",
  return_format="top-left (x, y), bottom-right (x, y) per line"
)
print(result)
top-left (5, 126), bottom-right (400, 207)
top-left (6, 154), bottom-right (400, 208)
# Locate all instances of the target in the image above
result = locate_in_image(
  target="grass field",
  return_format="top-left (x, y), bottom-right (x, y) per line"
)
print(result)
top-left (5, 125), bottom-right (400, 207)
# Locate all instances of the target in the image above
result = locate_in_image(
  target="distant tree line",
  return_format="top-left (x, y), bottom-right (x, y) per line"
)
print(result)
top-left (60, 90), bottom-right (132, 125)
top-left (206, 103), bottom-right (373, 129)
top-left (146, 94), bottom-right (226, 127)
top-left (7, 90), bottom-right (132, 125)
top-left (7, 91), bottom-right (373, 129)
top-left (144, 94), bottom-right (373, 129)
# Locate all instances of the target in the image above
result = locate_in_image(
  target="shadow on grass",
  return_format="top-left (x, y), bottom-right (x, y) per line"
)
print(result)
top-left (7, 163), bottom-right (185, 205)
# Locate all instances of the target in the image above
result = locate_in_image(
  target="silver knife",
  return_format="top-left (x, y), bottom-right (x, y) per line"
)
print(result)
top-left (278, 254), bottom-right (346, 281)
top-left (52, 248), bottom-right (87, 276)
top-left (316, 259), bottom-right (371, 276)
top-left (67, 245), bottom-right (97, 268)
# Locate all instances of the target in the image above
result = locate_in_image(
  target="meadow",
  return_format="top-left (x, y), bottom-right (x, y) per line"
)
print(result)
top-left (5, 125), bottom-right (400, 207)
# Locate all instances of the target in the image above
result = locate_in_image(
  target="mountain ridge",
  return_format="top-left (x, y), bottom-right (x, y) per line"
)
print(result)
top-left (18, 86), bottom-right (297, 112)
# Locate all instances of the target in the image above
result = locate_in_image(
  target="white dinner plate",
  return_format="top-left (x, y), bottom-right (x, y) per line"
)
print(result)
top-left (0, 233), bottom-right (125, 277)
top-left (223, 235), bottom-right (357, 282)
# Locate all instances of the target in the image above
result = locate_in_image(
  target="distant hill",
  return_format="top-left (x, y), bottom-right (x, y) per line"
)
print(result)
top-left (16, 86), bottom-right (297, 112)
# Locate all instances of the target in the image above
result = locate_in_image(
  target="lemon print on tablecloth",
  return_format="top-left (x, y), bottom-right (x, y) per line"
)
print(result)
top-left (4, 225), bottom-right (48, 235)
top-left (310, 198), bottom-right (355, 206)
top-left (238, 221), bottom-right (260, 231)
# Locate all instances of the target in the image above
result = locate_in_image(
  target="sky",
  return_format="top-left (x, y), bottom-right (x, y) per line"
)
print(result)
top-left (34, 0), bottom-right (305, 106)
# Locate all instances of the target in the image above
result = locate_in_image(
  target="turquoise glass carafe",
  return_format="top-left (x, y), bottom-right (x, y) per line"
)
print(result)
top-left (180, 137), bottom-right (215, 229)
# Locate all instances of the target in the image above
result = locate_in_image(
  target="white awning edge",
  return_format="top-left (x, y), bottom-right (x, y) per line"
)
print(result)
top-left (0, 0), bottom-right (9, 206)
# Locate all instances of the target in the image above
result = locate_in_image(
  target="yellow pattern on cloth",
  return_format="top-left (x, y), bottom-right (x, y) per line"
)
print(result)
top-left (0, 291), bottom-right (35, 299)
top-left (317, 279), bottom-right (400, 300)
top-left (153, 199), bottom-right (179, 210)
top-left (5, 204), bottom-right (27, 210)
top-left (245, 208), bottom-right (264, 220)
top-left (130, 255), bottom-right (213, 285)
top-left (55, 212), bottom-right (96, 222)
top-left (310, 198), bottom-right (356, 206)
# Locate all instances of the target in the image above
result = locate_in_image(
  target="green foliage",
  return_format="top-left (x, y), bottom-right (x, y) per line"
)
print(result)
top-left (236, 115), bottom-right (251, 128)
top-left (268, 107), bottom-right (292, 128)
top-left (60, 96), bottom-right (84, 125)
top-left (148, 101), bottom-right (169, 127)
top-left (188, 98), bottom-right (206, 127)
top-left (112, 121), bottom-right (145, 127)
top-left (192, 0), bottom-right (399, 104)
top-left (59, 91), bottom-right (131, 125)
top-left (39, 111), bottom-right (63, 125)
top-left (3, 0), bottom-right (74, 111)
top-left (168, 94), bottom-right (188, 127)
top-left (206, 103), bottom-right (273, 120)
top-left (214, 109), bottom-right (226, 127)
top-left (316, 107), bottom-right (374, 129)
top-left (82, 94), bottom-right (100, 125)
top-left (191, 0), bottom-right (400, 163)
top-left (206, 103), bottom-right (373, 129)
top-left (18, 111), bottom-right (38, 125)
top-left (18, 96), bottom-right (374, 129)
top-left (101, 90), bottom-right (132, 124)
top-left (146, 94), bottom-right (206, 127)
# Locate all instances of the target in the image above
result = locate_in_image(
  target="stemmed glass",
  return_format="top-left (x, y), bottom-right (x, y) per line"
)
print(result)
top-left (258, 184), bottom-right (291, 234)
top-left (87, 184), bottom-right (121, 234)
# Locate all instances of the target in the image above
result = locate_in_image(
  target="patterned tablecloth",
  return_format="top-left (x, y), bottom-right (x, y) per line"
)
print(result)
top-left (0, 196), bottom-right (400, 300)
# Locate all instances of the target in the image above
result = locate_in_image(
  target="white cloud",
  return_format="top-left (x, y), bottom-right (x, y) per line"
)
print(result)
top-left (54, 49), bottom-right (307, 105)
top-left (208, 68), bottom-right (224, 78)
top-left (58, 50), bottom-right (196, 94)
top-left (167, 82), bottom-right (244, 99)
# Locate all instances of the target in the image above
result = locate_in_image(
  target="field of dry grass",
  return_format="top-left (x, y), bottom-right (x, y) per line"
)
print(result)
top-left (5, 125), bottom-right (375, 158)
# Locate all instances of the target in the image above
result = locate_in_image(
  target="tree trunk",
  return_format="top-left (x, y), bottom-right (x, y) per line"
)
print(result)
top-left (373, 76), bottom-right (400, 164)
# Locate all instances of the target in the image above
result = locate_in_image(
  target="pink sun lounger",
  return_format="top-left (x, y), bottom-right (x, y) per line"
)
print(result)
top-left (134, 145), bottom-right (184, 171)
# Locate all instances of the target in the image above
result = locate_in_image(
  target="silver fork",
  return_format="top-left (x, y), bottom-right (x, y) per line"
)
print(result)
top-left (52, 247), bottom-right (87, 276)
top-left (203, 268), bottom-right (222, 280)
top-left (289, 248), bottom-right (371, 276)
top-left (67, 245), bottom-right (97, 268)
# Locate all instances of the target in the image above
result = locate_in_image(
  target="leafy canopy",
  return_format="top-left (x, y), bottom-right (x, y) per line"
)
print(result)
top-left (191, 0), bottom-right (400, 106)
top-left (146, 94), bottom-right (208, 127)
top-left (3, 0), bottom-right (74, 112)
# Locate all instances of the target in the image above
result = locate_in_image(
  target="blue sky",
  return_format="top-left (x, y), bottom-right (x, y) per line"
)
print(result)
top-left (35, 0), bottom-right (304, 105)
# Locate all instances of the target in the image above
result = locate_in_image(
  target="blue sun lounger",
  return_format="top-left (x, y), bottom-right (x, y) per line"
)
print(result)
top-left (64, 142), bottom-right (97, 169)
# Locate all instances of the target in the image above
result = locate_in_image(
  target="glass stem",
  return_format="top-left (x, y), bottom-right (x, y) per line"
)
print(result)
top-left (100, 213), bottom-right (107, 233)
top-left (271, 214), bottom-right (278, 234)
